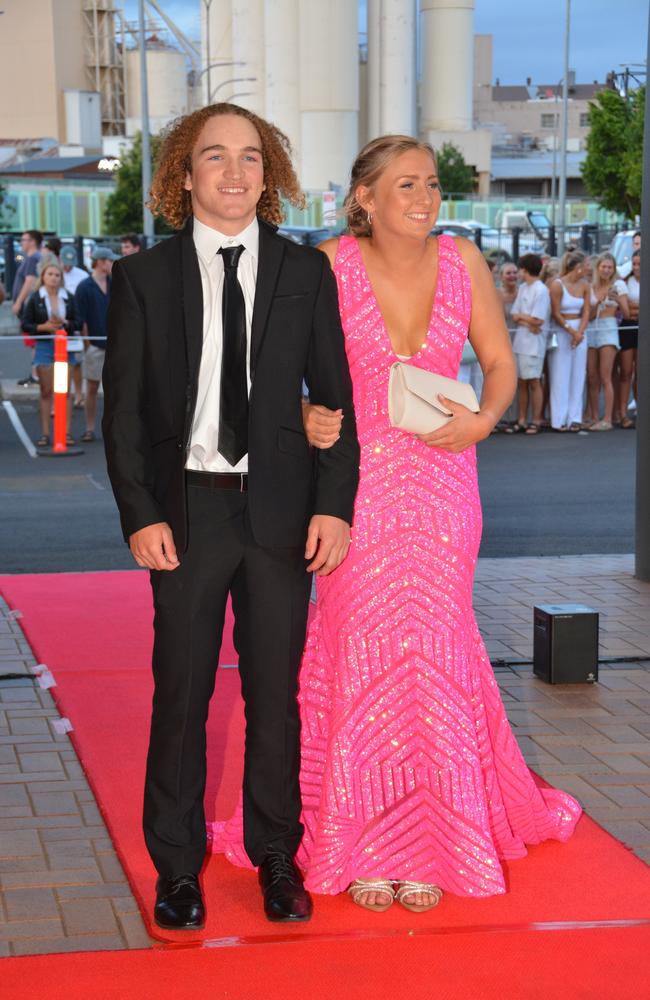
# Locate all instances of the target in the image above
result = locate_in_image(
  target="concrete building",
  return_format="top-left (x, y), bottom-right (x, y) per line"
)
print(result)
top-left (197, 0), bottom-right (490, 194)
top-left (419, 0), bottom-right (491, 194)
top-left (474, 34), bottom-right (607, 154)
top-left (489, 151), bottom-right (587, 199)
top-left (0, 156), bottom-right (119, 234)
top-left (0, 0), bottom-right (88, 143)
top-left (0, 1), bottom-right (615, 208)
top-left (124, 36), bottom-right (189, 137)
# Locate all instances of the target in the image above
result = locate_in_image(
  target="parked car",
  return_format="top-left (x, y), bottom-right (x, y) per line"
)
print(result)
top-left (432, 220), bottom-right (542, 263)
top-left (278, 225), bottom-right (337, 247)
top-left (609, 229), bottom-right (639, 278)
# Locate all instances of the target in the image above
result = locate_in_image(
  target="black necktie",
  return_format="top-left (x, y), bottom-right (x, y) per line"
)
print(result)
top-left (218, 245), bottom-right (248, 466)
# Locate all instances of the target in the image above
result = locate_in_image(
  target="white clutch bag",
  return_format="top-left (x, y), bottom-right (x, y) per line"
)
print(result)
top-left (388, 361), bottom-right (480, 434)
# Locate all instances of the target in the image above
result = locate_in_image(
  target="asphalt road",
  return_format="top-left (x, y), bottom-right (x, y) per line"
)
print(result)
top-left (0, 383), bottom-right (636, 574)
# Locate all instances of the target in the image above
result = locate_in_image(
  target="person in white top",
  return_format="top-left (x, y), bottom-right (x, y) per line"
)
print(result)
top-left (60, 245), bottom-right (89, 408)
top-left (586, 251), bottom-right (629, 430)
top-left (547, 250), bottom-right (591, 432)
top-left (508, 253), bottom-right (550, 434)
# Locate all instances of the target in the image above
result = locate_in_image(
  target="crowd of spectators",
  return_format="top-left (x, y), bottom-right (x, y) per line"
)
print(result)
top-left (5, 226), bottom-right (641, 445)
top-left (461, 234), bottom-right (641, 434)
top-left (8, 230), bottom-right (139, 446)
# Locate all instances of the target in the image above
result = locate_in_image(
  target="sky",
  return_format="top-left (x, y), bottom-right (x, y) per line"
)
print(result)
top-left (124, 0), bottom-right (648, 87)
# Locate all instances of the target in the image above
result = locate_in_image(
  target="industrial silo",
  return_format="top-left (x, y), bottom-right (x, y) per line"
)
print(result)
top-left (125, 35), bottom-right (189, 136)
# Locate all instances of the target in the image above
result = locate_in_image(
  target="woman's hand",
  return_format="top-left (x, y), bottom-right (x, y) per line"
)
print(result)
top-left (301, 400), bottom-right (343, 449)
top-left (37, 320), bottom-right (57, 333)
top-left (417, 396), bottom-right (493, 453)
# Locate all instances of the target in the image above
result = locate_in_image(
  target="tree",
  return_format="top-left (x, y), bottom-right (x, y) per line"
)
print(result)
top-left (104, 132), bottom-right (172, 235)
top-left (436, 143), bottom-right (475, 199)
top-left (581, 87), bottom-right (644, 218)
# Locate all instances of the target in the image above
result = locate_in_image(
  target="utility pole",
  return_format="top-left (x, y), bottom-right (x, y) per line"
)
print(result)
top-left (635, 7), bottom-right (650, 581)
top-left (550, 81), bottom-right (561, 224)
top-left (138, 0), bottom-right (154, 238)
top-left (203, 0), bottom-right (214, 105)
top-left (557, 0), bottom-right (571, 255)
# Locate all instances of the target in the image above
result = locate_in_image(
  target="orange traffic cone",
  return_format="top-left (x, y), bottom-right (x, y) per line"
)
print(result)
top-left (37, 329), bottom-right (83, 457)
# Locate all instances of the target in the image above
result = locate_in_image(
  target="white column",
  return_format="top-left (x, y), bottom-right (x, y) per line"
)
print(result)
top-left (420, 0), bottom-right (474, 132)
top-left (200, 0), bottom-right (232, 105)
top-left (230, 0), bottom-right (265, 115)
top-left (380, 0), bottom-right (416, 136)
top-left (264, 0), bottom-right (300, 157)
top-left (299, 0), bottom-right (359, 191)
top-left (367, 0), bottom-right (381, 139)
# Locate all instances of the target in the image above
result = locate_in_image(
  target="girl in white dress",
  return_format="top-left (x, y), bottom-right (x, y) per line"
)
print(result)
top-left (547, 251), bottom-right (591, 432)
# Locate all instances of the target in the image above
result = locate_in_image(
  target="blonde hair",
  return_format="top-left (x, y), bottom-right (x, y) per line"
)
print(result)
top-left (559, 249), bottom-right (586, 277)
top-left (593, 251), bottom-right (618, 288)
top-left (343, 135), bottom-right (438, 237)
top-left (35, 256), bottom-right (62, 291)
top-left (540, 258), bottom-right (559, 284)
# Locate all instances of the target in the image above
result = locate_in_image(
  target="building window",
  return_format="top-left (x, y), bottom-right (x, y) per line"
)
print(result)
top-left (580, 112), bottom-right (590, 128)
top-left (541, 113), bottom-right (558, 128)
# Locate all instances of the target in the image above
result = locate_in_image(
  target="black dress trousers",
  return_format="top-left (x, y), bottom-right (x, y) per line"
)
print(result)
top-left (143, 482), bottom-right (312, 876)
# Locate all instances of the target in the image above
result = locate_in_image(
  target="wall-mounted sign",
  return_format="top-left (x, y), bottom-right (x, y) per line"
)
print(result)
top-left (98, 158), bottom-right (121, 171)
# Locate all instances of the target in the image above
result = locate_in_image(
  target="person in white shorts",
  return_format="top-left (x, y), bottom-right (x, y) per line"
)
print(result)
top-left (509, 254), bottom-right (550, 434)
top-left (586, 251), bottom-right (629, 431)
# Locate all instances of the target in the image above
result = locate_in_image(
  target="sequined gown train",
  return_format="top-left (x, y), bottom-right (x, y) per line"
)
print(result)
top-left (211, 235), bottom-right (581, 896)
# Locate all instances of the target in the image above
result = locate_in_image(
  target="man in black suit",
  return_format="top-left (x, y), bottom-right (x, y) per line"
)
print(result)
top-left (102, 104), bottom-right (359, 928)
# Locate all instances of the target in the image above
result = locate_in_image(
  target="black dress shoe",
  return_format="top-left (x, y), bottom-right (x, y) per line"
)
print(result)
top-left (258, 851), bottom-right (313, 922)
top-left (154, 873), bottom-right (205, 930)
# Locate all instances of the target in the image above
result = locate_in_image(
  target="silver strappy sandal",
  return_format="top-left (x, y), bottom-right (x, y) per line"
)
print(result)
top-left (395, 880), bottom-right (443, 913)
top-left (348, 879), bottom-right (396, 913)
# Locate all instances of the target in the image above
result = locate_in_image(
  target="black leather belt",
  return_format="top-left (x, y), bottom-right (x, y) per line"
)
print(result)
top-left (186, 470), bottom-right (248, 492)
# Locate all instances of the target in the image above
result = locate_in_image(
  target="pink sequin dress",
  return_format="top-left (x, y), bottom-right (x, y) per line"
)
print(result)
top-left (211, 235), bottom-right (581, 896)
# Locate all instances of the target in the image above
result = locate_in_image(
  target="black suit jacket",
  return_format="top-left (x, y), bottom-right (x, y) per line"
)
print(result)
top-left (102, 217), bottom-right (359, 552)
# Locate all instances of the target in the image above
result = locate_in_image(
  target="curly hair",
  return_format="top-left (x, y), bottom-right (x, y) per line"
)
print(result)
top-left (149, 103), bottom-right (305, 230)
top-left (343, 135), bottom-right (438, 237)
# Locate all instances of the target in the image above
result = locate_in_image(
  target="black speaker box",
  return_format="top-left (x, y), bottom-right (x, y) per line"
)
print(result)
top-left (533, 604), bottom-right (599, 684)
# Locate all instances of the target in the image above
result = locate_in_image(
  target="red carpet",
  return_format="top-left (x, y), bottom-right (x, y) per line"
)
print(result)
top-left (2, 570), bottom-right (650, 998)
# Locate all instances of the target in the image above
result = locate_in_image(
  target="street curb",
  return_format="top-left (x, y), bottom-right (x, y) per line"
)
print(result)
top-left (0, 379), bottom-right (40, 403)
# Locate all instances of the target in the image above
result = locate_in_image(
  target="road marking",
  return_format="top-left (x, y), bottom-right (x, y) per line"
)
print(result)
top-left (86, 473), bottom-right (106, 491)
top-left (2, 401), bottom-right (37, 458)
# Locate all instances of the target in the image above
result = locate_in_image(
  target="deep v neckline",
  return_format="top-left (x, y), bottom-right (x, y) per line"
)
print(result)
top-left (354, 236), bottom-right (442, 362)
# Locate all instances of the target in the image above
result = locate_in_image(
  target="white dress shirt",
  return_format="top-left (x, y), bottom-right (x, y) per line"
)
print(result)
top-left (186, 215), bottom-right (258, 473)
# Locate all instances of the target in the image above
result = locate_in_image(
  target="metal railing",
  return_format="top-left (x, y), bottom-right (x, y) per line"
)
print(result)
top-left (0, 223), bottom-right (630, 292)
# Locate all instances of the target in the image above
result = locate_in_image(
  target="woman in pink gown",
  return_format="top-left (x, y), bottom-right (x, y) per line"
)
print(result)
top-left (213, 135), bottom-right (581, 912)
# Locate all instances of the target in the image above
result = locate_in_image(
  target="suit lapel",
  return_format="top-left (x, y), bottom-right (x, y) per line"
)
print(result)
top-left (251, 219), bottom-right (285, 372)
top-left (180, 217), bottom-right (204, 380)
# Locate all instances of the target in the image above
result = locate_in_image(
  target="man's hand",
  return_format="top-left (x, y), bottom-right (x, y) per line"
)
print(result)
top-left (305, 515), bottom-right (350, 575)
top-left (301, 401), bottom-right (343, 449)
top-left (11, 301), bottom-right (20, 316)
top-left (129, 522), bottom-right (180, 571)
top-left (417, 396), bottom-right (493, 453)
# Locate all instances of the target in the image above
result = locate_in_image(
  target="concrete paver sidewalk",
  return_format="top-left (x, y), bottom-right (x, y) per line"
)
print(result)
top-left (476, 553), bottom-right (650, 661)
top-left (1, 552), bottom-right (650, 956)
